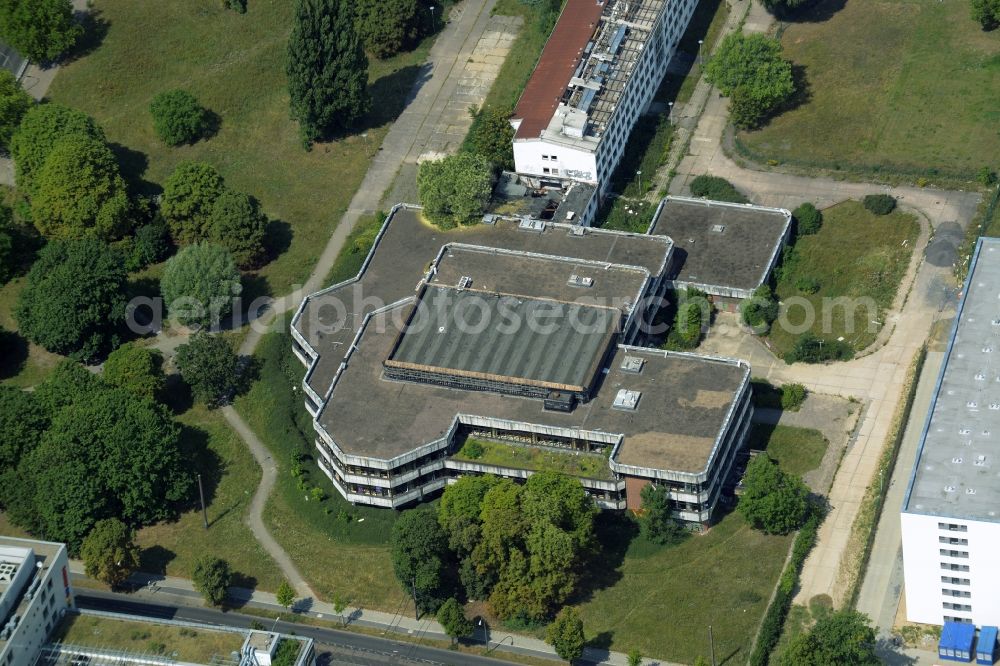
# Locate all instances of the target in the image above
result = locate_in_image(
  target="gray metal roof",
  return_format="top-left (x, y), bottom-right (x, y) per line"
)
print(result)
top-left (388, 285), bottom-right (618, 391)
top-left (904, 237), bottom-right (1000, 522)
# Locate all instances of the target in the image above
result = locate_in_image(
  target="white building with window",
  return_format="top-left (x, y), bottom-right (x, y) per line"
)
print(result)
top-left (0, 538), bottom-right (74, 666)
top-left (510, 0), bottom-right (698, 212)
top-left (901, 237), bottom-right (1000, 626)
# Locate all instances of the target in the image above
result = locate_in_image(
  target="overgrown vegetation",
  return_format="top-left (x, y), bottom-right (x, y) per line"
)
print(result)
top-left (862, 193), bottom-right (897, 216)
top-left (688, 175), bottom-right (749, 203)
top-left (705, 33), bottom-right (795, 129)
top-left (664, 287), bottom-right (711, 350)
top-left (417, 153), bottom-right (494, 228)
top-left (750, 379), bottom-right (807, 413)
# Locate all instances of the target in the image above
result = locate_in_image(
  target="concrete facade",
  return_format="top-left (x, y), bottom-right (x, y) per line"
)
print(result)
top-left (0, 538), bottom-right (74, 666)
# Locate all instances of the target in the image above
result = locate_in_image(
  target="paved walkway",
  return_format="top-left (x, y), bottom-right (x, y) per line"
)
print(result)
top-left (68, 564), bottom-right (675, 666)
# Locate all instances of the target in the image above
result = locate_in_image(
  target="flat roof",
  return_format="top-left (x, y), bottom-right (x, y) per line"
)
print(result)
top-left (511, 0), bottom-right (604, 140)
top-left (387, 285), bottom-right (619, 393)
top-left (904, 237), bottom-right (1000, 522)
top-left (295, 208), bottom-right (670, 401)
top-left (648, 197), bottom-right (792, 293)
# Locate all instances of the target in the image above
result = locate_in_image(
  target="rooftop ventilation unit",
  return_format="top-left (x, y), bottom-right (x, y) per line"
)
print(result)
top-left (457, 276), bottom-right (472, 290)
top-left (612, 389), bottom-right (641, 411)
top-left (0, 560), bottom-right (17, 582)
top-left (620, 356), bottom-right (644, 373)
top-left (967, 488), bottom-right (977, 495)
top-left (571, 221), bottom-right (587, 233)
top-left (518, 218), bottom-right (546, 232)
top-left (974, 455), bottom-right (988, 466)
top-left (568, 274), bottom-right (594, 288)
top-left (710, 224), bottom-right (726, 233)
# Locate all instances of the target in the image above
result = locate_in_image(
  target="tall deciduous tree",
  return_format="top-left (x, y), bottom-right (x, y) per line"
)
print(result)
top-left (208, 190), bottom-right (267, 269)
top-left (31, 134), bottom-right (133, 240)
top-left (160, 162), bottom-right (226, 244)
top-left (81, 518), bottom-right (141, 589)
top-left (0, 0), bottom-right (82, 63)
top-left (103, 343), bottom-right (165, 401)
top-left (149, 89), bottom-right (211, 146)
top-left (276, 581), bottom-right (296, 610)
top-left (0, 69), bottom-right (32, 151)
top-left (465, 105), bottom-right (515, 171)
top-left (705, 33), bottom-right (795, 129)
top-left (354, 0), bottom-right (422, 59)
top-left (778, 609), bottom-right (879, 666)
top-left (546, 607), bottom-right (585, 663)
top-left (192, 556), bottom-right (232, 606)
top-left (0, 385), bottom-right (47, 471)
top-left (390, 509), bottom-right (451, 614)
top-left (287, 0), bottom-right (370, 145)
top-left (638, 483), bottom-right (685, 545)
top-left (15, 237), bottom-right (126, 362)
top-left (10, 103), bottom-right (105, 194)
top-left (417, 153), bottom-right (494, 229)
top-left (160, 242), bottom-right (241, 329)
top-left (174, 332), bottom-right (242, 407)
top-left (436, 598), bottom-right (473, 644)
top-left (738, 454), bottom-right (810, 534)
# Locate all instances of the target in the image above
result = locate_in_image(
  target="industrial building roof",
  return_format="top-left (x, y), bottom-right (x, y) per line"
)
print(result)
top-left (647, 197), bottom-right (792, 294)
top-left (511, 0), bottom-right (667, 150)
top-left (904, 238), bottom-right (1000, 522)
top-left (387, 285), bottom-right (619, 393)
top-left (511, 0), bottom-right (605, 140)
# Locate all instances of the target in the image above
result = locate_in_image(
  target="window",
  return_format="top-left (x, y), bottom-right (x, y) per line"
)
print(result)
top-left (939, 536), bottom-right (969, 545)
top-left (542, 167), bottom-right (550, 174)
top-left (941, 576), bottom-right (971, 585)
top-left (940, 549), bottom-right (969, 558)
top-left (550, 155), bottom-right (558, 161)
top-left (941, 562), bottom-right (971, 572)
top-left (551, 169), bottom-right (559, 176)
top-left (939, 522), bottom-right (968, 532)
top-left (943, 602), bottom-right (973, 612)
top-left (945, 616), bottom-right (974, 624)
top-left (943, 588), bottom-right (972, 598)
top-left (541, 154), bottom-right (549, 160)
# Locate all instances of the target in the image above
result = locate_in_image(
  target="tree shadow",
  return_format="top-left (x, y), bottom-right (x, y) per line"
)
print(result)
top-left (139, 545), bottom-right (176, 575)
top-left (162, 373), bottom-right (194, 414)
top-left (570, 512), bottom-right (637, 603)
top-left (0, 329), bottom-right (28, 380)
top-left (778, 0), bottom-right (847, 23)
top-left (587, 631), bottom-right (614, 651)
top-left (264, 218), bottom-right (293, 263)
top-left (358, 63), bottom-right (434, 136)
top-left (719, 647), bottom-right (744, 665)
top-left (66, 8), bottom-right (111, 63)
top-left (781, 64), bottom-right (812, 114)
top-left (200, 109), bottom-right (223, 143)
top-left (230, 572), bottom-right (258, 593)
top-left (177, 423), bottom-right (224, 511)
top-left (109, 142), bottom-right (158, 198)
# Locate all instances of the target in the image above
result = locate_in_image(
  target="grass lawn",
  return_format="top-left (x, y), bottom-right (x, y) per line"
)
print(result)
top-left (737, 0), bottom-right (1000, 180)
top-left (47, 0), bottom-right (440, 296)
top-left (54, 613), bottom-right (244, 663)
top-left (750, 424), bottom-right (828, 477)
top-left (133, 404), bottom-right (284, 592)
top-left (234, 324), bottom-right (408, 611)
top-left (453, 438), bottom-right (614, 481)
top-left (766, 200), bottom-right (919, 357)
top-left (575, 510), bottom-right (791, 664)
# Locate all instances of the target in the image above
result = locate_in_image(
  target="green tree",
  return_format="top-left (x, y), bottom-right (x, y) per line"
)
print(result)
top-left (124, 220), bottom-right (172, 272)
top-left (192, 555), bottom-right (232, 606)
top-left (438, 474), bottom-right (501, 556)
top-left (0, 385), bottom-right (47, 471)
top-left (161, 162), bottom-right (226, 244)
top-left (32, 359), bottom-right (101, 414)
top-left (175, 332), bottom-right (242, 407)
top-left (0, 209), bottom-right (13, 285)
top-left (0, 0), bottom-right (82, 63)
top-left (391, 509), bottom-right (451, 614)
top-left (436, 598), bottom-right (473, 645)
top-left (638, 483), bottom-right (684, 545)
top-left (546, 607), bottom-right (585, 663)
top-left (793, 202), bottom-right (822, 236)
top-left (276, 581), bottom-right (296, 610)
top-left (31, 134), bottom-right (132, 240)
top-left (10, 103), bottom-right (105, 195)
top-left (332, 595), bottom-right (348, 626)
top-left (688, 174), bottom-right (748, 203)
top-left (738, 455), bottom-right (810, 534)
top-left (160, 242), bottom-right (241, 328)
top-left (465, 105), bottom-right (515, 170)
top-left (971, 0), bottom-right (1000, 30)
top-left (778, 609), bottom-right (879, 666)
top-left (103, 343), bottom-right (165, 401)
top-left (862, 193), bottom-right (896, 216)
top-left (627, 649), bottom-right (643, 666)
top-left (208, 190), bottom-right (267, 269)
top-left (15, 237), bottom-right (126, 362)
top-left (740, 284), bottom-right (779, 334)
top-left (417, 153), bottom-right (494, 229)
top-left (354, 0), bottom-right (422, 59)
top-left (0, 69), bottom-right (32, 151)
top-left (287, 0), bottom-right (370, 145)
top-left (149, 90), bottom-right (211, 146)
top-left (80, 518), bottom-right (141, 589)
top-left (705, 33), bottom-right (795, 128)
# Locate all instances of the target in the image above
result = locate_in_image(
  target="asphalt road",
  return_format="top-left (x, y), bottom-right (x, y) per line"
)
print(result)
top-left (75, 592), bottom-right (529, 666)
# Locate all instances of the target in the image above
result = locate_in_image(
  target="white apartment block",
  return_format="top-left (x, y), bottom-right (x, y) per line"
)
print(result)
top-left (901, 237), bottom-right (1000, 627)
top-left (0, 538), bottom-right (74, 666)
top-left (510, 0), bottom-right (698, 205)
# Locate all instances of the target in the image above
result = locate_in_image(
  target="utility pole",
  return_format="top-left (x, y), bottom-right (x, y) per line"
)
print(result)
top-left (709, 625), bottom-right (716, 666)
top-left (197, 474), bottom-right (208, 529)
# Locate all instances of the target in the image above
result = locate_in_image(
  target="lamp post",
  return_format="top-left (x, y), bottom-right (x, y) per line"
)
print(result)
top-left (668, 101), bottom-right (674, 122)
top-left (429, 5), bottom-right (436, 30)
top-left (697, 39), bottom-right (704, 66)
top-left (636, 170), bottom-right (643, 191)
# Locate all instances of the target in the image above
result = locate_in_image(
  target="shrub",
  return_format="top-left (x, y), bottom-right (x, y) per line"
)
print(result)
top-left (0, 69), bottom-right (32, 152)
top-left (795, 276), bottom-right (820, 294)
top-left (785, 332), bottom-right (854, 364)
top-left (971, 0), bottom-right (1000, 31)
top-left (977, 165), bottom-right (998, 186)
top-left (862, 194), bottom-right (896, 216)
top-left (417, 153), bottom-right (494, 228)
top-left (463, 439), bottom-right (484, 459)
top-left (705, 33), bottom-right (795, 128)
top-left (149, 90), bottom-right (211, 146)
top-left (354, 0), bottom-right (423, 59)
top-left (124, 220), bottom-right (172, 272)
top-left (160, 242), bottom-right (241, 329)
top-left (463, 104), bottom-right (515, 171)
top-left (207, 190), bottom-right (267, 269)
top-left (688, 175), bottom-right (749, 203)
top-left (780, 383), bottom-right (807, 411)
top-left (792, 202), bottom-right (822, 236)
top-left (223, 0), bottom-right (247, 13)
top-left (740, 285), bottom-right (778, 334)
top-left (739, 455), bottom-right (810, 535)
top-left (10, 103), bottom-right (105, 195)
top-left (161, 162), bottom-right (226, 244)
top-left (192, 555), bottom-right (232, 606)
top-left (666, 288), bottom-right (710, 350)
